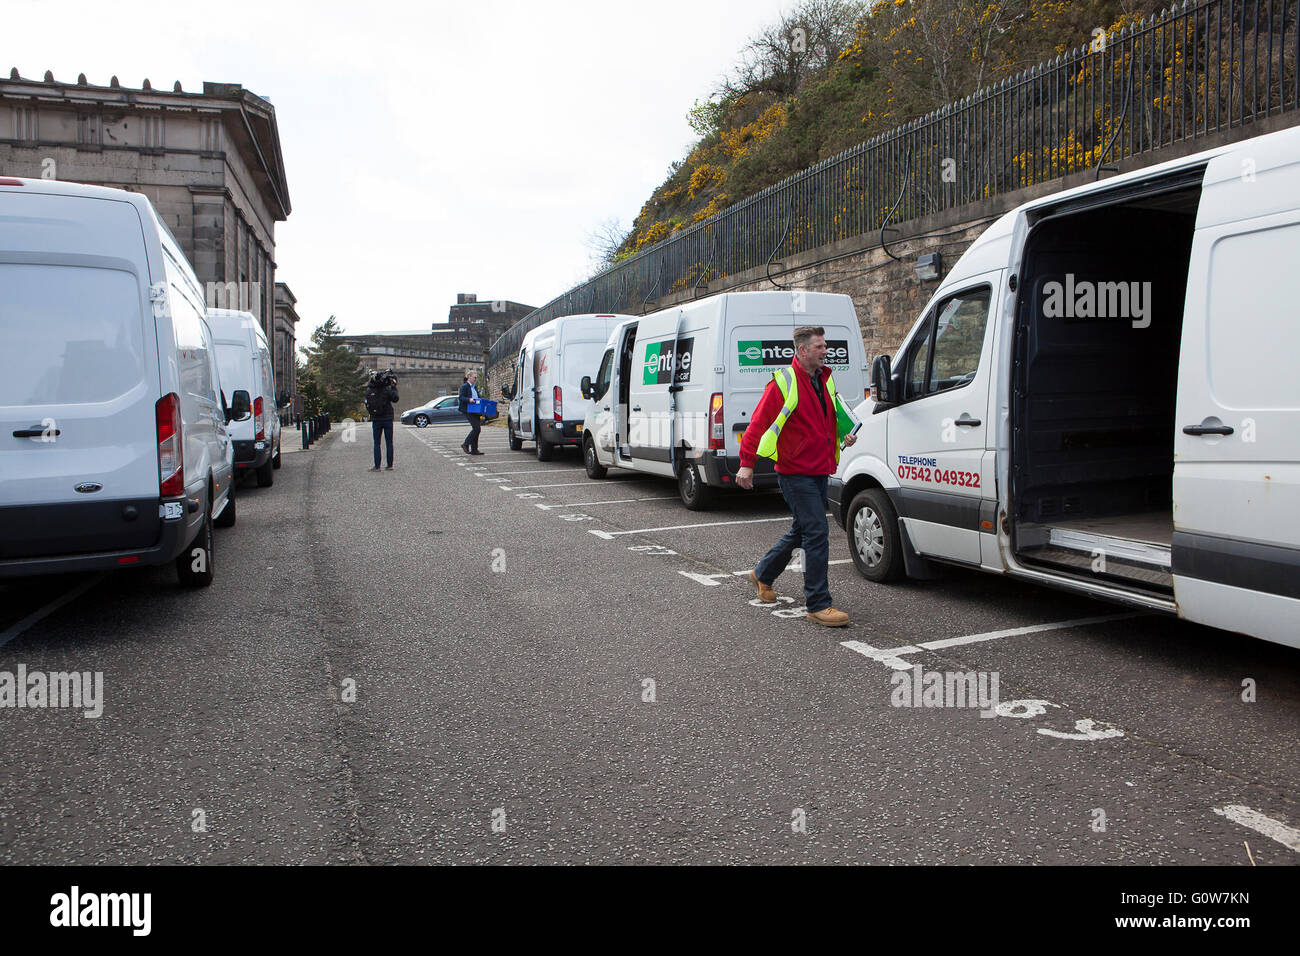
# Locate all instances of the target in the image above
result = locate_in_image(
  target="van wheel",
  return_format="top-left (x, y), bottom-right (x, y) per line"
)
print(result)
top-left (414, 414), bottom-right (429, 428)
top-left (272, 439), bottom-right (282, 469)
top-left (678, 461), bottom-right (715, 510)
top-left (537, 437), bottom-right (554, 461)
top-left (177, 501), bottom-right (215, 587)
top-left (214, 488), bottom-right (237, 528)
top-left (256, 456), bottom-right (274, 487)
top-left (584, 436), bottom-right (607, 479)
top-left (508, 421), bottom-right (522, 451)
top-left (847, 488), bottom-right (904, 582)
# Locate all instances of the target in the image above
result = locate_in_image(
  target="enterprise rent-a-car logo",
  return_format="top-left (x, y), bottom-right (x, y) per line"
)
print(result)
top-left (642, 338), bottom-right (694, 385)
top-left (737, 340), bottom-right (850, 372)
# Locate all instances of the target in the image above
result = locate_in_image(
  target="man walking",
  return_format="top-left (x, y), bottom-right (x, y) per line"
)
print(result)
top-left (365, 369), bottom-right (399, 471)
top-left (737, 326), bottom-right (858, 627)
top-left (458, 369), bottom-right (485, 455)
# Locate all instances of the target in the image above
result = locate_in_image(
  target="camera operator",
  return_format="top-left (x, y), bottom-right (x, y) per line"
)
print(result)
top-left (365, 369), bottom-right (399, 471)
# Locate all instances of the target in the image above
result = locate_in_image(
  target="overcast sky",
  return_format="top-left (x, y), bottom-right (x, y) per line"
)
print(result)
top-left (14, 0), bottom-right (785, 339)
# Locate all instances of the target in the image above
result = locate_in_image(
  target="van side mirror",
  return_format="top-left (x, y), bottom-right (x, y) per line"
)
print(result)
top-left (870, 355), bottom-right (895, 411)
top-left (230, 389), bottom-right (252, 422)
top-left (500, 384), bottom-right (513, 399)
top-left (580, 376), bottom-right (592, 400)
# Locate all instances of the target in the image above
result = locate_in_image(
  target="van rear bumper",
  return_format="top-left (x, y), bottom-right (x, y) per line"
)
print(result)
top-left (699, 452), bottom-right (778, 489)
top-left (233, 439), bottom-right (271, 470)
top-left (539, 420), bottom-right (584, 446)
top-left (0, 500), bottom-right (193, 579)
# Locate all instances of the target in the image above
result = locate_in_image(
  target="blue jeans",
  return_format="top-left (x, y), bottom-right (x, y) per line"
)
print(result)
top-left (372, 419), bottom-right (394, 467)
top-left (755, 474), bottom-right (831, 613)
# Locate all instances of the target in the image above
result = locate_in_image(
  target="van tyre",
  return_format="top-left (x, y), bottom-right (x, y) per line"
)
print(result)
top-left (537, 437), bottom-right (554, 461)
top-left (256, 456), bottom-right (274, 487)
top-left (177, 501), bottom-right (215, 587)
top-left (847, 487), bottom-right (904, 582)
top-left (584, 436), bottom-right (607, 479)
top-left (678, 461), bottom-right (715, 511)
top-left (508, 421), bottom-right (522, 451)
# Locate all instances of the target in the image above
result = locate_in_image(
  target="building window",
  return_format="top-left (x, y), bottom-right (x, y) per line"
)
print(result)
top-left (76, 113), bottom-right (101, 146)
top-left (14, 108), bottom-right (37, 142)
top-left (141, 114), bottom-right (164, 149)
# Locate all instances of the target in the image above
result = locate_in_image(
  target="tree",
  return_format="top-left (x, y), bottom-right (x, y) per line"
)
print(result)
top-left (297, 316), bottom-right (368, 420)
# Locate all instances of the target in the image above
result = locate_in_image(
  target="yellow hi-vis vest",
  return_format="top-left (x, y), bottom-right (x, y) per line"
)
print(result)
top-left (755, 366), bottom-right (852, 464)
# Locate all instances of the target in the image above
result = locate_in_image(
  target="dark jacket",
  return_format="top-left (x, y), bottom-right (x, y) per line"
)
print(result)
top-left (365, 381), bottom-right (399, 421)
top-left (457, 380), bottom-right (479, 414)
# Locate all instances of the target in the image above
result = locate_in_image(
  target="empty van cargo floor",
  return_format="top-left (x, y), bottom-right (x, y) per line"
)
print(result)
top-left (1047, 510), bottom-right (1173, 546)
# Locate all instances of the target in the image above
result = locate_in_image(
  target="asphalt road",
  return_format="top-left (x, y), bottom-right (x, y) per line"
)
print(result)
top-left (0, 420), bottom-right (1296, 864)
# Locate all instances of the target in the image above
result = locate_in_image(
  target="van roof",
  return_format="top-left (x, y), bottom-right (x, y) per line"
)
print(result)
top-left (0, 176), bottom-right (159, 209)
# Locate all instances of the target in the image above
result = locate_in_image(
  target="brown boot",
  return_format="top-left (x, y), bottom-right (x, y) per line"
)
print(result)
top-left (749, 570), bottom-right (776, 603)
top-left (808, 606), bottom-right (849, 627)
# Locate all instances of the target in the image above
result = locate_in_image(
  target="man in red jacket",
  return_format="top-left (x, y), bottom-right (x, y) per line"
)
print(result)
top-left (738, 326), bottom-right (857, 627)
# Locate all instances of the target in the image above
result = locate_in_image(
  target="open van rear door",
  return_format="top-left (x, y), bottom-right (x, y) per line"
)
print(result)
top-left (627, 309), bottom-right (683, 477)
top-left (1172, 132), bottom-right (1300, 647)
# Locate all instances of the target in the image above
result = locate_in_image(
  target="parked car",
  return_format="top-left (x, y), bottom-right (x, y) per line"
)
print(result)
top-left (0, 177), bottom-right (242, 588)
top-left (208, 308), bottom-right (282, 487)
top-left (401, 395), bottom-right (461, 427)
top-left (834, 122), bottom-right (1300, 651)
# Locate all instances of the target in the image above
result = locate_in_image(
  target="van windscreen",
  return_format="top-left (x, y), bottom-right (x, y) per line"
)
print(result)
top-left (215, 343), bottom-right (248, 395)
top-left (0, 264), bottom-right (145, 406)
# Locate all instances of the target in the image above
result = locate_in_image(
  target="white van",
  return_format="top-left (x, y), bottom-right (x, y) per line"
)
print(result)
top-left (580, 291), bottom-right (870, 509)
top-left (208, 308), bottom-right (282, 487)
top-left (0, 177), bottom-right (241, 588)
top-left (832, 124), bottom-right (1300, 649)
top-left (501, 313), bottom-right (631, 460)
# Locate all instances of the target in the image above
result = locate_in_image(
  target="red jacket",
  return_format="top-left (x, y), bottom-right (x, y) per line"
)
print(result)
top-left (739, 360), bottom-right (840, 476)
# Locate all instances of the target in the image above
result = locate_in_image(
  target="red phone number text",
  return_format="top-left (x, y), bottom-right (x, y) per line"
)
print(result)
top-left (896, 465), bottom-right (981, 488)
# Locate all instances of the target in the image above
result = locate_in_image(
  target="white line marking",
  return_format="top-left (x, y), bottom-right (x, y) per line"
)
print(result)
top-left (917, 613), bottom-right (1144, 651)
top-left (536, 496), bottom-right (678, 509)
top-left (841, 613), bottom-right (1145, 670)
top-left (840, 641), bottom-right (925, 669)
top-left (0, 573), bottom-right (106, 648)
top-left (478, 468), bottom-right (584, 476)
top-left (588, 514), bottom-right (820, 538)
top-left (1213, 805), bottom-right (1300, 852)
top-left (500, 481), bottom-right (597, 490)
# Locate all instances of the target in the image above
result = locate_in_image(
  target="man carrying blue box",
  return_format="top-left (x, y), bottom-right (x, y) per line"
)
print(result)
top-left (458, 369), bottom-right (485, 456)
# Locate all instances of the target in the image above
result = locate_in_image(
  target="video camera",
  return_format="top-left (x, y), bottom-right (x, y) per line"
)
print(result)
top-left (369, 367), bottom-right (397, 388)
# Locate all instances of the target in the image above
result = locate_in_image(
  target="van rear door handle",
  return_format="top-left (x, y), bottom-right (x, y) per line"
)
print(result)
top-left (13, 426), bottom-right (60, 438)
top-left (632, 405), bottom-right (642, 412)
top-left (955, 414), bottom-right (981, 427)
top-left (1183, 418), bottom-right (1234, 436)
top-left (602, 406), bottom-right (610, 411)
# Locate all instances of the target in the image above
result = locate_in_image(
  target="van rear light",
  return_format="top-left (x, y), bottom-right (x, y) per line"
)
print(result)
top-left (709, 393), bottom-right (725, 450)
top-left (254, 396), bottom-right (265, 440)
top-left (554, 386), bottom-right (563, 421)
top-left (156, 392), bottom-right (184, 497)
top-left (0, 178), bottom-right (24, 186)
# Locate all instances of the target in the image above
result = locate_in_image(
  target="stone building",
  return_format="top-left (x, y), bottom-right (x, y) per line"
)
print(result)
top-left (447, 293), bottom-right (534, 351)
top-left (0, 69), bottom-right (295, 394)
top-left (273, 282), bottom-right (300, 415)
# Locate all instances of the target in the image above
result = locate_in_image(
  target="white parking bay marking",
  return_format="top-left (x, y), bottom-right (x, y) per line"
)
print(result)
top-left (1213, 805), bottom-right (1300, 852)
top-left (480, 468), bottom-right (583, 476)
top-left (679, 559), bottom-right (852, 587)
top-left (536, 496), bottom-right (678, 510)
top-left (841, 612), bottom-right (1144, 671)
top-left (501, 481), bottom-right (597, 491)
top-left (588, 514), bottom-right (820, 540)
